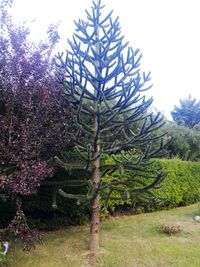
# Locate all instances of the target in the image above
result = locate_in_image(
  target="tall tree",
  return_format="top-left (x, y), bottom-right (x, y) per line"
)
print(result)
top-left (171, 95), bottom-right (200, 128)
top-left (56, 0), bottom-right (168, 251)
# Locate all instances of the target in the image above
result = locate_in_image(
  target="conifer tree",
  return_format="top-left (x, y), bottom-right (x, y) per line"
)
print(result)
top-left (56, 0), bottom-right (168, 251)
top-left (171, 95), bottom-right (200, 128)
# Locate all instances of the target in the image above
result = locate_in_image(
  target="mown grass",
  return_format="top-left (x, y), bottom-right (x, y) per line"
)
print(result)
top-left (7, 204), bottom-right (200, 267)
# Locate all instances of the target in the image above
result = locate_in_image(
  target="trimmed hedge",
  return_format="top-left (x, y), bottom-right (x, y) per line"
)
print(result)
top-left (1, 159), bottom-right (200, 229)
top-left (105, 159), bottom-right (200, 214)
top-left (153, 159), bottom-right (200, 208)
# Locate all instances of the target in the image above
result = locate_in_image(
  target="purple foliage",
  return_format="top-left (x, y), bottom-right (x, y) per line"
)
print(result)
top-left (0, 0), bottom-right (72, 249)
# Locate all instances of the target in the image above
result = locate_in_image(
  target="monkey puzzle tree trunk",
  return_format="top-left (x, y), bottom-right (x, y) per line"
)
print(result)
top-left (89, 147), bottom-right (100, 251)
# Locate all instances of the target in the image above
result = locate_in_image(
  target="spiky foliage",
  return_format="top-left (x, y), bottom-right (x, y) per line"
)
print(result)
top-left (56, 0), bottom-right (169, 251)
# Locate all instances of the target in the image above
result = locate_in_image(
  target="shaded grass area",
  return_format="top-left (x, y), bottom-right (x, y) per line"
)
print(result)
top-left (7, 204), bottom-right (200, 267)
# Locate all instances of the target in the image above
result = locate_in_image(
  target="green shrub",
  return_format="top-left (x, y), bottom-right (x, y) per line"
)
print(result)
top-left (102, 158), bottom-right (200, 214)
top-left (152, 159), bottom-right (200, 209)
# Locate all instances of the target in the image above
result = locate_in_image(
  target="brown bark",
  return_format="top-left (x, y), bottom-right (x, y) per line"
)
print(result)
top-left (89, 89), bottom-right (100, 251)
top-left (89, 152), bottom-right (100, 251)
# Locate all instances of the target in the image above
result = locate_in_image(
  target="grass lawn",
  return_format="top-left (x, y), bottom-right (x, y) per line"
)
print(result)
top-left (7, 204), bottom-right (200, 267)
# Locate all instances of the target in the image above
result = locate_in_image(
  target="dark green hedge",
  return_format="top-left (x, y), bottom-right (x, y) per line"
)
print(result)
top-left (0, 168), bottom-right (90, 231)
top-left (1, 159), bottom-right (200, 229)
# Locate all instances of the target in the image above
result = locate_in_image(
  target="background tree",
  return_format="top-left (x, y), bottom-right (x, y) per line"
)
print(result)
top-left (160, 121), bottom-right (200, 161)
top-left (171, 95), bottom-right (200, 128)
top-left (56, 0), bottom-right (169, 251)
top-left (0, 0), bottom-right (72, 249)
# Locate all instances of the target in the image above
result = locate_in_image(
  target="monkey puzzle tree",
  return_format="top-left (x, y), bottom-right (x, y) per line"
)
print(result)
top-left (56, 0), bottom-right (168, 251)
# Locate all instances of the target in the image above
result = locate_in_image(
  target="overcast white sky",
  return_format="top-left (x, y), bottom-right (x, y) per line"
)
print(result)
top-left (11, 0), bottom-right (200, 118)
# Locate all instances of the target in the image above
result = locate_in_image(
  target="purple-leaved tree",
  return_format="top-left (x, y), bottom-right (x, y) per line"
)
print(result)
top-left (0, 0), bottom-right (72, 249)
